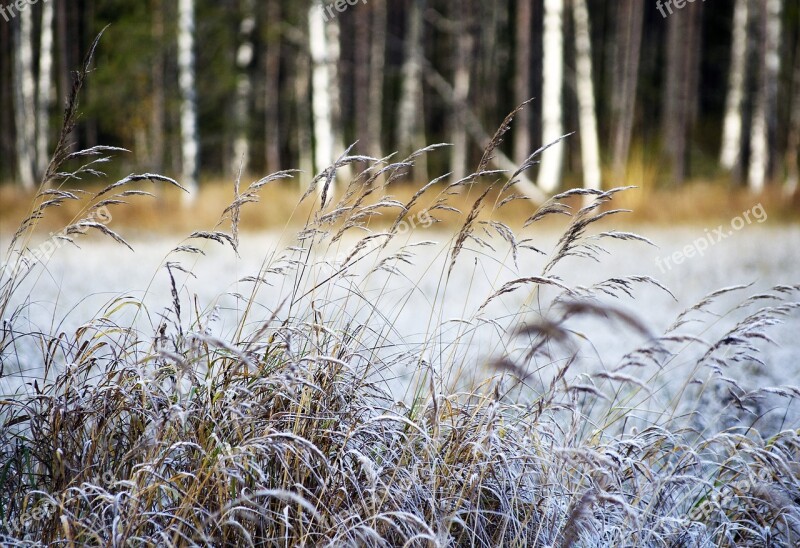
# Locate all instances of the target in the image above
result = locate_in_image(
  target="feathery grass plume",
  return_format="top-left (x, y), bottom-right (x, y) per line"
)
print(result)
top-left (478, 99), bottom-right (533, 174)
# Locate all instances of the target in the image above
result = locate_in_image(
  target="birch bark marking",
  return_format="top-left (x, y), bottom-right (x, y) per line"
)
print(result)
top-left (13, 10), bottom-right (36, 189)
top-left (178, 0), bottom-right (200, 202)
top-left (309, 2), bottom-right (334, 193)
top-left (36, 0), bottom-right (55, 181)
top-left (572, 0), bottom-right (601, 193)
top-left (537, 0), bottom-right (564, 193)
top-left (720, 0), bottom-right (748, 172)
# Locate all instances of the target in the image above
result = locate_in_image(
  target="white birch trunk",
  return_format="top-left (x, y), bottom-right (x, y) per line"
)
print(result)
top-left (450, 26), bottom-right (473, 181)
top-left (396, 0), bottom-right (423, 154)
top-left (232, 0), bottom-right (256, 176)
top-left (396, 0), bottom-right (426, 179)
top-left (36, 0), bottom-right (54, 179)
top-left (748, 0), bottom-right (783, 192)
top-left (537, 0), bottom-right (564, 194)
top-left (178, 0), bottom-right (199, 202)
top-left (326, 16), bottom-right (352, 184)
top-left (720, 0), bottom-right (748, 171)
top-left (748, 106), bottom-right (768, 193)
top-left (309, 2), bottom-right (334, 190)
top-left (572, 0), bottom-right (601, 193)
top-left (13, 12), bottom-right (36, 189)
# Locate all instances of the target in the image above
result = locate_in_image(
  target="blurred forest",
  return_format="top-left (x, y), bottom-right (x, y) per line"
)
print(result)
top-left (1, 0), bottom-right (799, 200)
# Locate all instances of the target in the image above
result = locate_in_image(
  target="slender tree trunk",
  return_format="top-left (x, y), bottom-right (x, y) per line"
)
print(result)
top-left (748, 0), bottom-right (782, 193)
top-left (326, 15), bottom-right (351, 184)
top-left (572, 0), bottom-right (601, 192)
top-left (720, 0), bottom-right (749, 173)
top-left (0, 22), bottom-right (11, 180)
top-left (354, 1), bottom-right (371, 151)
top-left (537, 0), bottom-right (564, 193)
top-left (295, 42), bottom-right (314, 180)
top-left (150, 0), bottom-right (166, 174)
top-left (396, 0), bottom-right (423, 153)
top-left (397, 0), bottom-right (427, 180)
top-left (36, 0), bottom-right (54, 181)
top-left (367, 0), bottom-right (386, 160)
top-left (309, 2), bottom-right (334, 186)
top-left (479, 0), bottom-right (505, 147)
top-left (178, 0), bottom-right (200, 201)
top-left (264, 0), bottom-right (282, 172)
top-left (56, 0), bottom-right (69, 98)
top-left (55, 0), bottom-right (75, 157)
top-left (662, 0), bottom-right (702, 185)
top-left (450, 0), bottom-right (474, 182)
top-left (84, 0), bottom-right (98, 148)
top-left (748, 12), bottom-right (768, 193)
top-left (232, 0), bottom-right (256, 176)
top-left (513, 0), bottom-right (532, 166)
top-left (13, 11), bottom-right (36, 190)
top-left (662, 8), bottom-right (683, 184)
top-left (785, 34), bottom-right (800, 196)
top-left (610, 1), bottom-right (642, 180)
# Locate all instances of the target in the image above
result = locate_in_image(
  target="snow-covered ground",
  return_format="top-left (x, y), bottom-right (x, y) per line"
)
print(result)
top-left (2, 223), bottom-right (799, 414)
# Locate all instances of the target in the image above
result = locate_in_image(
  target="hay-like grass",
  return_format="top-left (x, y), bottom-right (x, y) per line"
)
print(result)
top-left (0, 37), bottom-right (799, 547)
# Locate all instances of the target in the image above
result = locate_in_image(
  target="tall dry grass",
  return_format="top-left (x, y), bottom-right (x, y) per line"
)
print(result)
top-left (1, 36), bottom-right (799, 547)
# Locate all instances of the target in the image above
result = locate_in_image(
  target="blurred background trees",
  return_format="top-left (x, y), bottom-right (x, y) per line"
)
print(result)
top-left (0, 0), bottom-right (798, 199)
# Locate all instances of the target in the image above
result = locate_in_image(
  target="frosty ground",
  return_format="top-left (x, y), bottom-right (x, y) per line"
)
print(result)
top-left (4, 223), bottom-right (798, 407)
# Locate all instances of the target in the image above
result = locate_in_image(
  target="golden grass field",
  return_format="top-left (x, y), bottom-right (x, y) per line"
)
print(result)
top-left (2, 175), bottom-right (798, 239)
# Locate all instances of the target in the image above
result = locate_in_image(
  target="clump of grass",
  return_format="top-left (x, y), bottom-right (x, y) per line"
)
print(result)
top-left (1, 38), bottom-right (799, 547)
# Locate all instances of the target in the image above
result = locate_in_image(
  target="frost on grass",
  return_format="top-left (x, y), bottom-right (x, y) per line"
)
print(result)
top-left (1, 41), bottom-right (800, 547)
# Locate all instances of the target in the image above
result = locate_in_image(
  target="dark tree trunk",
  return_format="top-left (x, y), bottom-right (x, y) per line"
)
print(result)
top-left (513, 0), bottom-right (533, 166)
top-left (353, 1), bottom-right (371, 154)
top-left (662, 0), bottom-right (703, 185)
top-left (0, 15), bottom-right (12, 180)
top-left (611, 0), bottom-right (643, 181)
top-left (367, 0), bottom-right (387, 160)
top-left (150, 0), bottom-right (166, 174)
top-left (264, 0), bottom-right (282, 172)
